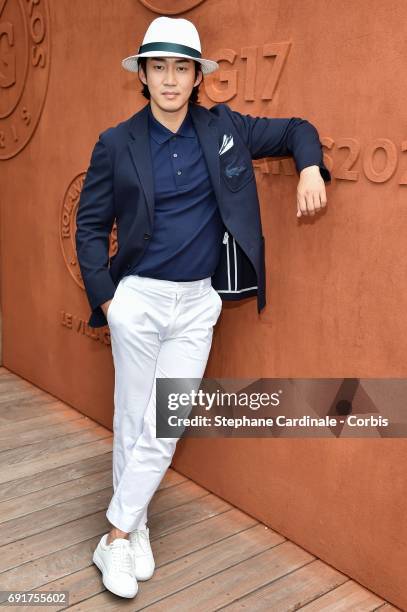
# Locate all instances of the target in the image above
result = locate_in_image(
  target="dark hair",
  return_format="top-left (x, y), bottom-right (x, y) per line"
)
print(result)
top-left (137, 57), bottom-right (202, 104)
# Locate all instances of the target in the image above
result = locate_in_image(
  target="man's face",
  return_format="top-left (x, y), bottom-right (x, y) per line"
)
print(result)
top-left (139, 56), bottom-right (202, 112)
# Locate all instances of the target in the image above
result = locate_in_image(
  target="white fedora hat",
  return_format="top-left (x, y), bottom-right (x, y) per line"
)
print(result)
top-left (121, 16), bottom-right (219, 75)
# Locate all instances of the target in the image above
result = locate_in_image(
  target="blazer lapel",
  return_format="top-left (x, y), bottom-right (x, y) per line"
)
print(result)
top-left (188, 103), bottom-right (222, 205)
top-left (127, 102), bottom-right (222, 230)
top-left (128, 104), bottom-right (155, 229)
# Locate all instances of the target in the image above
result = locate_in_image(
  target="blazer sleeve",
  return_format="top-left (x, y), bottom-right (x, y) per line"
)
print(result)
top-left (75, 135), bottom-right (117, 313)
top-left (224, 105), bottom-right (331, 183)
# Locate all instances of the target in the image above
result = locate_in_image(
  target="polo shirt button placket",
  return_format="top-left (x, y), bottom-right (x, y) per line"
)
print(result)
top-left (171, 136), bottom-right (181, 180)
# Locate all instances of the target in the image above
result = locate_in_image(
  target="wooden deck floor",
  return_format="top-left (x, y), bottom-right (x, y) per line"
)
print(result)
top-left (0, 366), bottom-right (401, 611)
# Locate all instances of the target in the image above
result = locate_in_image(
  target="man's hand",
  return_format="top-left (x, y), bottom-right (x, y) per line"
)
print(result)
top-left (101, 299), bottom-right (113, 318)
top-left (297, 165), bottom-right (327, 218)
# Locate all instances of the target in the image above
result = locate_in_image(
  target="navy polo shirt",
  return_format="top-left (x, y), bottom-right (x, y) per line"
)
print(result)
top-left (128, 104), bottom-right (224, 281)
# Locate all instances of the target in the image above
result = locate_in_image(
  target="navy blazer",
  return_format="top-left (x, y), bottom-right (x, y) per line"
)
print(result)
top-left (75, 102), bottom-right (331, 328)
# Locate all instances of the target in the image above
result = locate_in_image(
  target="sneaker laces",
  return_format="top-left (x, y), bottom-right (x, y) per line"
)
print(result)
top-left (110, 539), bottom-right (135, 576)
top-left (130, 529), bottom-right (150, 555)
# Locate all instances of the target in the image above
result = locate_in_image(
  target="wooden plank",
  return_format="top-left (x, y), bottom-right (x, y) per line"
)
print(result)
top-left (0, 470), bottom-right (112, 523)
top-left (0, 421), bottom-right (112, 470)
top-left (222, 558), bottom-right (349, 610)
top-left (297, 580), bottom-right (393, 610)
top-left (0, 397), bottom-right (70, 422)
top-left (0, 452), bottom-right (113, 503)
top-left (158, 468), bottom-right (187, 490)
top-left (146, 506), bottom-right (259, 567)
top-left (0, 366), bottom-right (13, 375)
top-left (0, 385), bottom-right (51, 402)
top-left (147, 492), bottom-right (231, 538)
top-left (0, 381), bottom-right (42, 395)
top-left (0, 438), bottom-right (112, 484)
top-left (0, 534), bottom-right (100, 595)
top-left (0, 479), bottom-right (209, 547)
top-left (129, 538), bottom-right (313, 611)
top-left (0, 452), bottom-right (182, 509)
top-left (0, 513), bottom-right (109, 584)
top-left (377, 604), bottom-right (404, 611)
top-left (0, 423), bottom-right (111, 464)
top-left (0, 488), bottom-right (113, 549)
top-left (0, 416), bottom-right (101, 451)
top-left (0, 375), bottom-right (41, 389)
top-left (0, 409), bottom-right (94, 438)
top-left (147, 479), bottom-right (208, 515)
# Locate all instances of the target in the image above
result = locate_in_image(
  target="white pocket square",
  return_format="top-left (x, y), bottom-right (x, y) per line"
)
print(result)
top-left (219, 134), bottom-right (234, 156)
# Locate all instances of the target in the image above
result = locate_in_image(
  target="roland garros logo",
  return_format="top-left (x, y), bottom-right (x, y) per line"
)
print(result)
top-left (138, 0), bottom-right (207, 15)
top-left (0, 0), bottom-right (51, 159)
top-left (60, 173), bottom-right (118, 289)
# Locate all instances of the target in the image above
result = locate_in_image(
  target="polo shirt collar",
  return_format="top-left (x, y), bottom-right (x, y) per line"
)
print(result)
top-left (148, 103), bottom-right (195, 144)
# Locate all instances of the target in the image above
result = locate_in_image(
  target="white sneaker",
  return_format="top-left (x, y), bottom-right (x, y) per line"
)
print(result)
top-left (129, 527), bottom-right (155, 581)
top-left (92, 534), bottom-right (138, 598)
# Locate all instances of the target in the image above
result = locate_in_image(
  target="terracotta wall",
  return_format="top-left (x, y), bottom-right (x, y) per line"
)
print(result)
top-left (2, 0), bottom-right (406, 608)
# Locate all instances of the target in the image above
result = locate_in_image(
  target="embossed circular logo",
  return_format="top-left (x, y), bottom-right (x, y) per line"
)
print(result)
top-left (60, 173), bottom-right (117, 289)
top-left (0, 0), bottom-right (51, 160)
top-left (138, 0), bottom-right (207, 15)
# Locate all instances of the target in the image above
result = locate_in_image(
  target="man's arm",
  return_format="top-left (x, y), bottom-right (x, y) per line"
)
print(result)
top-left (224, 105), bottom-right (330, 216)
top-left (75, 136), bottom-right (116, 318)
top-left (224, 105), bottom-right (330, 182)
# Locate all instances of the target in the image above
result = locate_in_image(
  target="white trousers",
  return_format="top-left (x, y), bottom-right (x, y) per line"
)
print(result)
top-left (105, 273), bottom-right (222, 533)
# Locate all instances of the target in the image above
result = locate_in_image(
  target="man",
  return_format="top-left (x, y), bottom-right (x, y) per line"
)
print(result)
top-left (75, 15), bottom-right (330, 599)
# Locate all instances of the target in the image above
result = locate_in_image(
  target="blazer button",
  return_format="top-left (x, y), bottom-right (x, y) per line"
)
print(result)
top-left (143, 233), bottom-right (151, 240)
